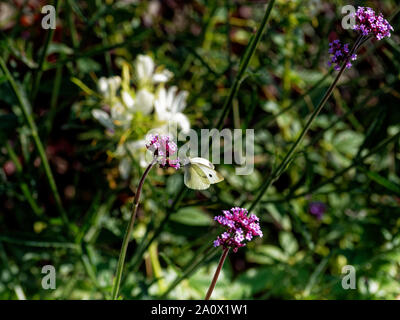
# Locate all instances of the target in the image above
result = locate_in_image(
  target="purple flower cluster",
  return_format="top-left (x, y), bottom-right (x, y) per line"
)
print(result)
top-left (309, 201), bottom-right (326, 220)
top-left (213, 207), bottom-right (263, 253)
top-left (145, 134), bottom-right (180, 169)
top-left (328, 40), bottom-right (357, 71)
top-left (353, 7), bottom-right (394, 40)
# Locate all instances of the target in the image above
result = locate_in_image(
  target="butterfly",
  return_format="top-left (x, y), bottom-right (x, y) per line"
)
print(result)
top-left (183, 157), bottom-right (224, 190)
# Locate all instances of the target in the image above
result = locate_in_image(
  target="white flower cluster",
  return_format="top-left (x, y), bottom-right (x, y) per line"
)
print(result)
top-left (90, 54), bottom-right (190, 179)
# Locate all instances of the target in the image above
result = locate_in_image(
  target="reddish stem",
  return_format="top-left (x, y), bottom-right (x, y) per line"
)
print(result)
top-left (205, 247), bottom-right (230, 300)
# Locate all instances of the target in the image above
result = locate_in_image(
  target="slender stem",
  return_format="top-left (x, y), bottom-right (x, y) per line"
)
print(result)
top-left (254, 72), bottom-right (332, 130)
top-left (288, 130), bottom-right (400, 201)
top-left (215, 0), bottom-right (276, 129)
top-left (130, 187), bottom-right (185, 271)
top-left (0, 57), bottom-right (69, 228)
top-left (46, 56), bottom-right (63, 137)
top-left (248, 35), bottom-right (364, 212)
top-left (5, 142), bottom-right (43, 217)
top-left (205, 248), bottom-right (230, 300)
top-left (111, 158), bottom-right (157, 300)
top-left (31, 0), bottom-right (61, 100)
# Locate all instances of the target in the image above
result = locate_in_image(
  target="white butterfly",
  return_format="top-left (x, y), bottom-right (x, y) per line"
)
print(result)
top-left (183, 157), bottom-right (224, 190)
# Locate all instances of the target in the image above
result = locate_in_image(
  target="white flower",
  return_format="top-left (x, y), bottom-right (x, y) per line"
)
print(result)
top-left (92, 101), bottom-right (132, 130)
top-left (126, 140), bottom-right (147, 167)
top-left (154, 86), bottom-right (190, 134)
top-left (98, 76), bottom-right (121, 100)
top-left (135, 55), bottom-right (173, 86)
top-left (121, 90), bottom-right (135, 109)
top-left (135, 89), bottom-right (155, 115)
top-left (92, 109), bottom-right (114, 130)
top-left (122, 88), bottom-right (155, 115)
top-left (116, 140), bottom-right (148, 178)
top-left (111, 102), bottom-right (132, 126)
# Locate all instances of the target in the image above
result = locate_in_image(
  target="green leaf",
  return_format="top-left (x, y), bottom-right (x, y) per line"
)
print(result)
top-left (237, 266), bottom-right (287, 296)
top-left (170, 207), bottom-right (212, 226)
top-left (333, 131), bottom-right (364, 156)
top-left (360, 168), bottom-right (400, 196)
top-left (266, 204), bottom-right (292, 231)
top-left (76, 58), bottom-right (101, 74)
top-left (166, 174), bottom-right (183, 196)
top-left (248, 245), bottom-right (288, 264)
top-left (47, 43), bottom-right (74, 56)
top-left (279, 231), bottom-right (299, 256)
top-left (71, 77), bottom-right (98, 96)
top-left (246, 250), bottom-right (274, 265)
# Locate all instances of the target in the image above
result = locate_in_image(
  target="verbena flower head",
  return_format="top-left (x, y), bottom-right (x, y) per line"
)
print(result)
top-left (213, 207), bottom-right (263, 253)
top-left (146, 134), bottom-right (180, 169)
top-left (309, 201), bottom-right (326, 220)
top-left (328, 40), bottom-right (357, 71)
top-left (353, 7), bottom-right (394, 40)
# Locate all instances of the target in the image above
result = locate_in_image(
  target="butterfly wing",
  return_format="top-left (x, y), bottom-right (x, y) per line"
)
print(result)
top-left (189, 157), bottom-right (215, 169)
top-left (184, 165), bottom-right (211, 190)
top-left (196, 164), bottom-right (224, 185)
top-left (183, 157), bottom-right (224, 190)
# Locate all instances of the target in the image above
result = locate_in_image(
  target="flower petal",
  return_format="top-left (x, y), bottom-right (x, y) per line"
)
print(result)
top-left (136, 55), bottom-right (155, 83)
top-left (92, 109), bottom-right (114, 130)
top-left (122, 90), bottom-right (135, 109)
top-left (135, 89), bottom-right (154, 115)
top-left (152, 69), bottom-right (173, 83)
top-left (173, 112), bottom-right (190, 134)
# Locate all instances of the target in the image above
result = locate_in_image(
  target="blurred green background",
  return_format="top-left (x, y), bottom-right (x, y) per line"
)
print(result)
top-left (1, 0), bottom-right (400, 299)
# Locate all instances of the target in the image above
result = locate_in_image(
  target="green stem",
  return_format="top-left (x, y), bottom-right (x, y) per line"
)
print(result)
top-left (67, 0), bottom-right (79, 49)
top-left (149, 241), bottom-right (167, 293)
top-left (31, 0), bottom-right (61, 100)
top-left (215, 0), bottom-right (276, 129)
top-left (205, 247), bottom-right (229, 300)
top-left (5, 142), bottom-right (43, 217)
top-left (130, 188), bottom-right (185, 271)
top-left (248, 35), bottom-right (364, 212)
top-left (261, 131), bottom-right (400, 205)
top-left (293, 131), bottom-right (400, 200)
top-left (254, 72), bottom-right (331, 130)
top-left (0, 56), bottom-right (69, 228)
top-left (111, 158), bottom-right (157, 300)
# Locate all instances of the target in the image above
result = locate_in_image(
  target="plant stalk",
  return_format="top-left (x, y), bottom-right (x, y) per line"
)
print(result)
top-left (31, 0), bottom-right (61, 100)
top-left (0, 56), bottom-right (69, 228)
top-left (5, 142), bottom-right (43, 217)
top-left (205, 247), bottom-right (229, 300)
top-left (215, 0), bottom-right (276, 129)
top-left (248, 35), bottom-right (364, 212)
top-left (111, 157), bottom-right (157, 300)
